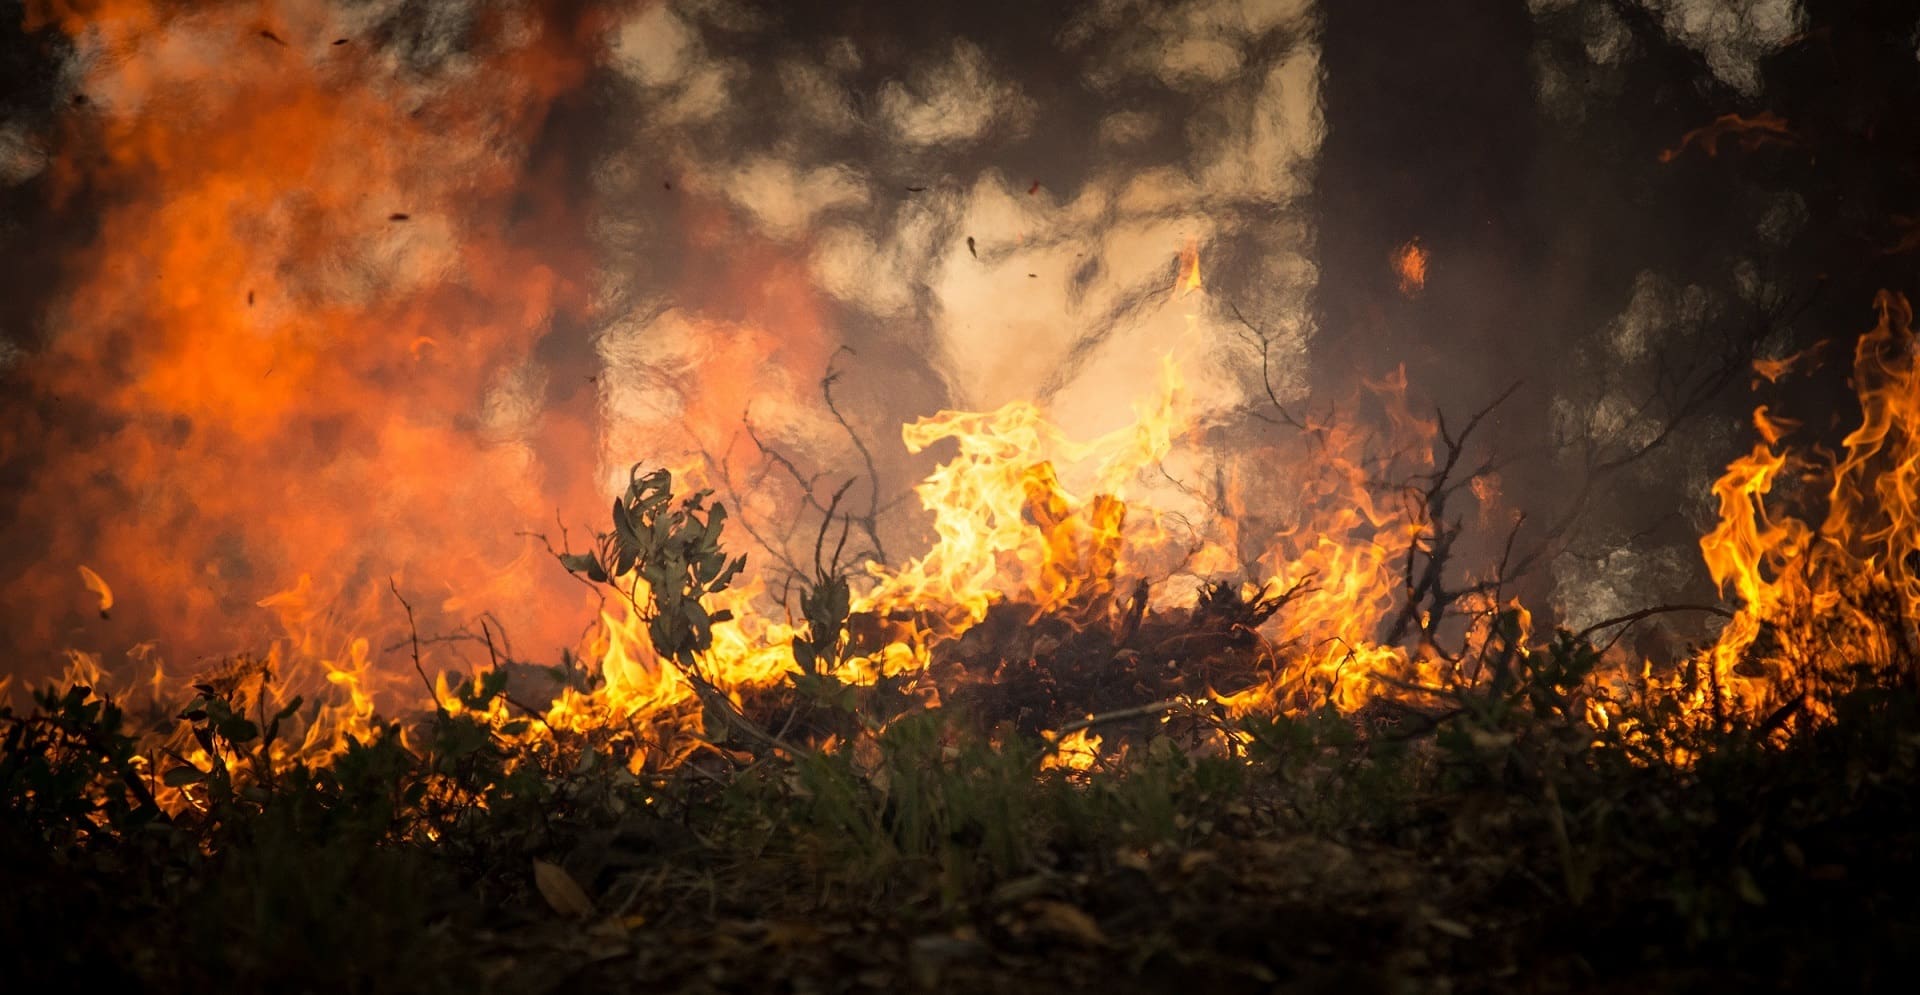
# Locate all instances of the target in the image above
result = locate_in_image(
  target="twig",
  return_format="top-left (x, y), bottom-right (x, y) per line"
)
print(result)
top-left (1035, 697), bottom-right (1197, 764)
top-left (1227, 301), bottom-right (1309, 431)
top-left (477, 616), bottom-right (557, 736)
top-left (679, 667), bottom-right (813, 761)
top-left (822, 346), bottom-right (890, 565)
top-left (1383, 383), bottom-right (1520, 649)
top-left (1572, 603), bottom-right (1736, 647)
top-left (388, 577), bottom-right (443, 713)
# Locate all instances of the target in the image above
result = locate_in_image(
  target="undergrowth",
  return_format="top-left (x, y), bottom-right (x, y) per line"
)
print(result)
top-left (4, 468), bottom-right (1917, 992)
top-left (3, 639), bottom-right (1917, 992)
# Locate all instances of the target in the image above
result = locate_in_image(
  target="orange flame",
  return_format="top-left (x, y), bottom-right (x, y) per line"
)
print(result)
top-left (1693, 293), bottom-right (1920, 722)
top-left (2, 0), bottom-right (629, 762)
top-left (1176, 237), bottom-right (1204, 296)
top-left (10, 3), bottom-right (1915, 783)
top-left (77, 565), bottom-right (113, 617)
top-left (1659, 111), bottom-right (1796, 163)
top-left (1391, 238), bottom-right (1428, 296)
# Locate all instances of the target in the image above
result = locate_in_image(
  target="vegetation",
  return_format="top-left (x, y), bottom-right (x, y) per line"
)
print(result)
top-left (5, 471), bottom-right (1918, 994)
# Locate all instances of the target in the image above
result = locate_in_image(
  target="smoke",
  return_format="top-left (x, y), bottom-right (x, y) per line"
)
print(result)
top-left (0, 0), bottom-right (1335, 687)
top-left (1, 0), bottom-right (620, 683)
top-left (8, 0), bottom-right (1807, 689)
top-left (588, 0), bottom-right (1325, 575)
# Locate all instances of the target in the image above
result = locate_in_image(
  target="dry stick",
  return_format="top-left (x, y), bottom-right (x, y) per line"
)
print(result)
top-left (1383, 383), bottom-right (1521, 649)
top-left (1226, 301), bottom-right (1310, 431)
top-left (476, 616), bottom-right (558, 736)
top-left (813, 478), bottom-right (857, 581)
top-left (388, 577), bottom-right (443, 713)
top-left (1033, 697), bottom-right (1197, 765)
top-left (678, 666), bottom-right (812, 761)
top-left (1572, 603), bottom-right (1737, 649)
top-left (822, 346), bottom-right (890, 565)
top-left (1753, 693), bottom-right (1808, 741)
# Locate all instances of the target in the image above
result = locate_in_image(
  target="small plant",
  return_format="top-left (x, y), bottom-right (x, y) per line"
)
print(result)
top-left (0, 682), bottom-right (159, 847)
top-left (562, 465), bottom-right (747, 669)
top-left (789, 481), bottom-right (861, 717)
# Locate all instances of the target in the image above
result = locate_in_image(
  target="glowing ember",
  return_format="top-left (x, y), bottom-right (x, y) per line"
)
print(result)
top-left (1391, 237), bottom-right (1428, 296)
top-left (1658, 111), bottom-right (1797, 163)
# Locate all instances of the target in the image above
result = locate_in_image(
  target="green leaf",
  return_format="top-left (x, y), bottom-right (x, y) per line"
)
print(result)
top-left (613, 498), bottom-right (639, 548)
top-left (560, 551), bottom-right (603, 579)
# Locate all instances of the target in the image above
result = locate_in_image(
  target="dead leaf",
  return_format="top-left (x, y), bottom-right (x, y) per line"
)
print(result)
top-left (533, 859), bottom-right (595, 920)
top-left (1177, 849), bottom-right (1217, 874)
top-left (579, 916), bottom-right (634, 961)
top-left (1025, 900), bottom-right (1106, 947)
top-left (990, 874), bottom-right (1055, 907)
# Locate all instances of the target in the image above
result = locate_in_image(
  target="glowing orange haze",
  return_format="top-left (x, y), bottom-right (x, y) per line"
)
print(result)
top-left (5, 0), bottom-right (639, 687)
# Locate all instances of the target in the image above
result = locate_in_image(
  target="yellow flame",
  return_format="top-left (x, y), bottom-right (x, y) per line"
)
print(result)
top-left (78, 564), bottom-right (113, 616)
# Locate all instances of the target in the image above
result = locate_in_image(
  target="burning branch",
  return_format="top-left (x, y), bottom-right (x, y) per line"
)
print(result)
top-left (388, 578), bottom-right (442, 714)
top-left (1384, 383), bottom-right (1520, 652)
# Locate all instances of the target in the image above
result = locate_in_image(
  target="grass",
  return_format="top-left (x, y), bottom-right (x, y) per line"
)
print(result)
top-left (4, 633), bottom-right (1919, 994)
top-left (4, 464), bottom-right (1916, 990)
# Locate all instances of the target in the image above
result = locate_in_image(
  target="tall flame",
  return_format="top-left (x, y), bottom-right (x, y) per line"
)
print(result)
top-left (1695, 292), bottom-right (1920, 721)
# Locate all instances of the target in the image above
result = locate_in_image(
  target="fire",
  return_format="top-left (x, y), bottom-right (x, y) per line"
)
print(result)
top-left (78, 565), bottom-right (113, 618)
top-left (6, 0), bottom-right (613, 752)
top-left (8, 5), bottom-right (1916, 788)
top-left (1041, 727), bottom-right (1103, 773)
top-left (1693, 292), bottom-right (1920, 723)
top-left (1658, 111), bottom-right (1797, 163)
top-left (863, 353), bottom-right (1189, 629)
top-left (1392, 238), bottom-right (1428, 295)
top-left (1176, 237), bottom-right (1204, 296)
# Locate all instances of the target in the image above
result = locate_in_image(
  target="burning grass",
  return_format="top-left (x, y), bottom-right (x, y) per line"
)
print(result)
top-left (4, 631), bottom-right (1919, 992)
top-left (6, 291), bottom-right (1920, 990)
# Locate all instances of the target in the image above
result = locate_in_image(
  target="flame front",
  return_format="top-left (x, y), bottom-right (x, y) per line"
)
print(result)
top-left (8, 2), bottom-right (1916, 786)
top-left (1694, 292), bottom-right (1920, 722)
